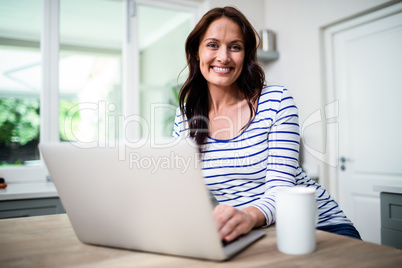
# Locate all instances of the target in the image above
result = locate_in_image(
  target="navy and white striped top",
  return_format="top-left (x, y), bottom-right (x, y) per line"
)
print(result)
top-left (173, 85), bottom-right (352, 227)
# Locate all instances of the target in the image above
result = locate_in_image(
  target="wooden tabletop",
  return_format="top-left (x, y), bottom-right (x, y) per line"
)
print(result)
top-left (0, 214), bottom-right (401, 267)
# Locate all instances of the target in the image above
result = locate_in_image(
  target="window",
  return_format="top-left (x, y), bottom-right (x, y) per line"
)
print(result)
top-left (0, 0), bottom-right (199, 182)
top-left (0, 0), bottom-right (42, 167)
top-left (137, 4), bottom-right (192, 138)
top-left (59, 0), bottom-right (123, 143)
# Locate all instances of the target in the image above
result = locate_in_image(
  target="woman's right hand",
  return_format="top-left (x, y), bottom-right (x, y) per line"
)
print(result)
top-left (213, 204), bottom-right (264, 242)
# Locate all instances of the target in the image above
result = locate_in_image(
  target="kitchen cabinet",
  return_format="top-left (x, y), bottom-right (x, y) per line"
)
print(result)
top-left (0, 197), bottom-right (65, 219)
top-left (380, 191), bottom-right (402, 248)
top-left (0, 181), bottom-right (65, 219)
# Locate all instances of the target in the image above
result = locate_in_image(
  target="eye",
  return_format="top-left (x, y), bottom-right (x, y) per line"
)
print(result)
top-left (207, 43), bottom-right (218, 49)
top-left (230, 44), bottom-right (242, 51)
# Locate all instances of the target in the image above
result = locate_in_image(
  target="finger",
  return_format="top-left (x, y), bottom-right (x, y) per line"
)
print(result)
top-left (223, 219), bottom-right (246, 242)
top-left (213, 205), bottom-right (234, 230)
top-left (223, 224), bottom-right (240, 242)
top-left (220, 213), bottom-right (242, 241)
top-left (221, 212), bottom-right (253, 242)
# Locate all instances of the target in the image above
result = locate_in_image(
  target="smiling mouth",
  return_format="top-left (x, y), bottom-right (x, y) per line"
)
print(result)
top-left (211, 66), bottom-right (233, 72)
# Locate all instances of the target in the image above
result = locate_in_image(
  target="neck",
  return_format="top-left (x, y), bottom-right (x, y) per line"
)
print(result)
top-left (208, 84), bottom-right (244, 114)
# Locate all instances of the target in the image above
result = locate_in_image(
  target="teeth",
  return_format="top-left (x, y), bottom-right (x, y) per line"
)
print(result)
top-left (214, 67), bottom-right (230, 71)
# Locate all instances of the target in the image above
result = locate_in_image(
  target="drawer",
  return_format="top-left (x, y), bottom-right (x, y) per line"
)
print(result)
top-left (381, 227), bottom-right (402, 249)
top-left (380, 192), bottom-right (402, 231)
top-left (0, 198), bottom-right (65, 219)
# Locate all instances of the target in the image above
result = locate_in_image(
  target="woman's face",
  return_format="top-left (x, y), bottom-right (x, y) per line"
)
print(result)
top-left (198, 17), bottom-right (245, 91)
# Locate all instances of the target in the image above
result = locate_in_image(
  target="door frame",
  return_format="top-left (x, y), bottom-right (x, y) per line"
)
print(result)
top-left (321, 1), bottom-right (402, 200)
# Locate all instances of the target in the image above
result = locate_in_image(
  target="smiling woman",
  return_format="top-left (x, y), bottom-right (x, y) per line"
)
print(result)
top-left (176, 6), bottom-right (267, 242)
top-left (198, 17), bottom-right (245, 91)
top-left (180, 6), bottom-right (264, 147)
top-left (173, 6), bottom-right (361, 243)
top-left (198, 17), bottom-right (249, 141)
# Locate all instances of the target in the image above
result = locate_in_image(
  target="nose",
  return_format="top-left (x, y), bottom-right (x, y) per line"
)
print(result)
top-left (217, 47), bottom-right (230, 64)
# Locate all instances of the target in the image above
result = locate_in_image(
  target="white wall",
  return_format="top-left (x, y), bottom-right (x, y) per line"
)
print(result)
top-left (263, 0), bottom-right (392, 184)
top-left (205, 0), bottom-right (265, 33)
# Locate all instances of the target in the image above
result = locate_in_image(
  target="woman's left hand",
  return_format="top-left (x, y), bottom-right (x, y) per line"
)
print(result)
top-left (213, 204), bottom-right (264, 242)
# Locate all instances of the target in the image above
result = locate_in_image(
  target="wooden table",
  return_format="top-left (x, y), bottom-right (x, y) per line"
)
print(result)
top-left (0, 214), bottom-right (401, 267)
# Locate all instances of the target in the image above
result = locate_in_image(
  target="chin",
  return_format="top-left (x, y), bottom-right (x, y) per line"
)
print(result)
top-left (210, 82), bottom-right (235, 88)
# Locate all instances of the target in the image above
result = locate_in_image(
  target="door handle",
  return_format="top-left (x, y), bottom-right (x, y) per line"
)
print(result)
top-left (339, 156), bottom-right (351, 171)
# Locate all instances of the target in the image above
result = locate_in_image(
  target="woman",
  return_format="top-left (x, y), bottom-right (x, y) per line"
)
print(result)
top-left (173, 6), bottom-right (360, 242)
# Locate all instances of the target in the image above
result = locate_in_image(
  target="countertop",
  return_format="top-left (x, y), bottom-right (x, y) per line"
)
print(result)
top-left (374, 186), bottom-right (402, 195)
top-left (1, 214), bottom-right (402, 267)
top-left (0, 181), bottom-right (59, 201)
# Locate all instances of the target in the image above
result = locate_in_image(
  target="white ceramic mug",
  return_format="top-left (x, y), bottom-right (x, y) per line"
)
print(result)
top-left (276, 187), bottom-right (317, 255)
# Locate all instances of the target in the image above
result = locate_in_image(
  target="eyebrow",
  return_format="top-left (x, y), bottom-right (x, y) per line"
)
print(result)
top-left (203, 37), bottom-right (245, 44)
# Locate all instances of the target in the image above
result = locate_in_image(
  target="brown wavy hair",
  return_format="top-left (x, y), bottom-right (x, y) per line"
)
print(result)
top-left (179, 6), bottom-right (265, 146)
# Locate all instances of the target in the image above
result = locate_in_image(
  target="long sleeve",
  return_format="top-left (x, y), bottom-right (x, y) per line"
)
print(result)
top-left (250, 88), bottom-right (299, 226)
top-left (172, 107), bottom-right (187, 139)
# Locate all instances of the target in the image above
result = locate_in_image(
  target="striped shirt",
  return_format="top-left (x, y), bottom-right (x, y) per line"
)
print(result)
top-left (173, 85), bottom-right (352, 227)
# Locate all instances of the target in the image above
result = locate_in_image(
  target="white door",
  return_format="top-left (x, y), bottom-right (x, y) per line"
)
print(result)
top-left (325, 4), bottom-right (402, 244)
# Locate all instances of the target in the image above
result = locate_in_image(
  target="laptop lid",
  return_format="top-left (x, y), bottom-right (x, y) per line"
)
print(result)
top-left (40, 139), bottom-right (264, 261)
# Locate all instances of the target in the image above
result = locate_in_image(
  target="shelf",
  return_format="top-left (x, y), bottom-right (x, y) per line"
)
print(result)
top-left (257, 50), bottom-right (279, 63)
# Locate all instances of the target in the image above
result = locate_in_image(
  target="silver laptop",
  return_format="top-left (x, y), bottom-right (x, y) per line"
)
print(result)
top-left (39, 139), bottom-right (265, 261)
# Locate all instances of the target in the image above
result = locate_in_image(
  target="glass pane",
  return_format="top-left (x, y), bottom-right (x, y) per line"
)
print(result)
top-left (0, 0), bottom-right (42, 166)
top-left (138, 5), bottom-right (192, 138)
top-left (59, 0), bottom-right (123, 144)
